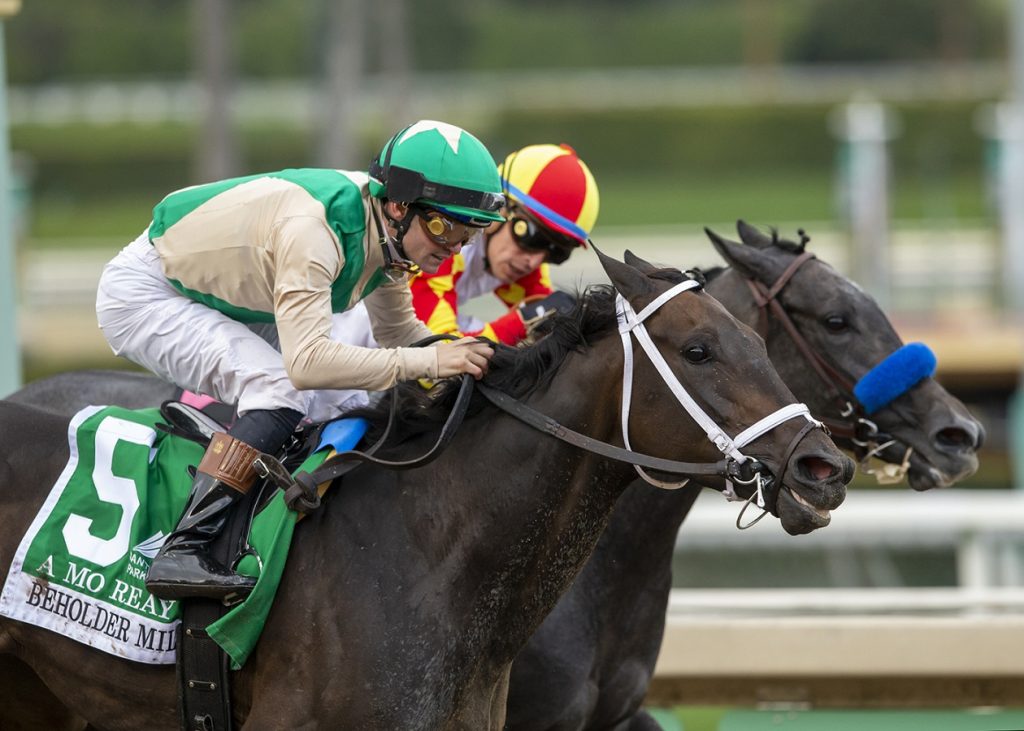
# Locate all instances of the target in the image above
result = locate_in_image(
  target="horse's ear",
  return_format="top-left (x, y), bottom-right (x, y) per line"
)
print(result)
top-left (736, 219), bottom-right (774, 249)
top-left (623, 249), bottom-right (659, 275)
top-left (594, 244), bottom-right (655, 300)
top-left (705, 225), bottom-right (781, 285)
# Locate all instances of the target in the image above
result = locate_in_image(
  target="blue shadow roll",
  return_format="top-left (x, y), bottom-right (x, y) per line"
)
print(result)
top-left (853, 342), bottom-right (937, 414)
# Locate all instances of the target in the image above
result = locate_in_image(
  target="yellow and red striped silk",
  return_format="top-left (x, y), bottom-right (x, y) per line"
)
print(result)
top-left (410, 254), bottom-right (552, 345)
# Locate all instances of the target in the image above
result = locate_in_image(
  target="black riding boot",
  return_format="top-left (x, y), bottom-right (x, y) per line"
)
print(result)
top-left (145, 432), bottom-right (262, 601)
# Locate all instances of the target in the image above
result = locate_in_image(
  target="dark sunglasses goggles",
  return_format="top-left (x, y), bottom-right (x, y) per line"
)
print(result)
top-left (507, 209), bottom-right (579, 264)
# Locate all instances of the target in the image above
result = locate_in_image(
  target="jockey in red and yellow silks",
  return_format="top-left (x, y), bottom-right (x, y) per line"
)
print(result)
top-left (409, 245), bottom-right (553, 345)
top-left (408, 143), bottom-right (600, 346)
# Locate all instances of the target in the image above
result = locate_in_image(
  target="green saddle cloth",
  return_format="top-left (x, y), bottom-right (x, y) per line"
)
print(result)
top-left (0, 405), bottom-right (331, 669)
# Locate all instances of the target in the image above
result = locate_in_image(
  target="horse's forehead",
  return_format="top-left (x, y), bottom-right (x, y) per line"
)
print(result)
top-left (795, 259), bottom-right (867, 307)
top-left (653, 289), bottom-right (732, 329)
top-left (789, 259), bottom-right (898, 342)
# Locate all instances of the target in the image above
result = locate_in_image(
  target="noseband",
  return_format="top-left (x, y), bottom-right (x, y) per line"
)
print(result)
top-left (743, 250), bottom-right (915, 483)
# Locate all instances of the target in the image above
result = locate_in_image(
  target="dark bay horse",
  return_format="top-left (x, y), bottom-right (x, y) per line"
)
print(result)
top-left (502, 222), bottom-right (984, 731)
top-left (0, 252), bottom-right (852, 730)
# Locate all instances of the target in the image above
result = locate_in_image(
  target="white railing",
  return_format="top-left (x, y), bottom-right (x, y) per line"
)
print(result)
top-left (666, 586), bottom-right (1024, 616)
top-left (7, 63), bottom-right (1008, 126)
top-left (650, 490), bottom-right (1024, 701)
top-left (675, 489), bottom-right (1024, 588)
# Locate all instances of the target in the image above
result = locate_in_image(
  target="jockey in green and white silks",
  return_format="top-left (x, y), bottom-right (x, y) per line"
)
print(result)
top-left (95, 120), bottom-right (503, 601)
top-left (101, 169), bottom-right (425, 422)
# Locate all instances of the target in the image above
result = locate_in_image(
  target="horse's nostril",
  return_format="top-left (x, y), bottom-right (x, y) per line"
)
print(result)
top-left (936, 425), bottom-right (979, 451)
top-left (798, 455), bottom-right (837, 482)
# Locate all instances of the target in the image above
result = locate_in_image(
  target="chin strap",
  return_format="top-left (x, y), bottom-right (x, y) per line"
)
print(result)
top-left (372, 199), bottom-right (419, 281)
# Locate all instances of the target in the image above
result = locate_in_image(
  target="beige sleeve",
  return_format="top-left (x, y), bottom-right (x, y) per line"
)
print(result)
top-left (272, 216), bottom-right (440, 391)
top-left (362, 278), bottom-right (435, 348)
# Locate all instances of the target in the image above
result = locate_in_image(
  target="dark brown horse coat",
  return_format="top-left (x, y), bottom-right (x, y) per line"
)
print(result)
top-left (0, 252), bottom-right (853, 730)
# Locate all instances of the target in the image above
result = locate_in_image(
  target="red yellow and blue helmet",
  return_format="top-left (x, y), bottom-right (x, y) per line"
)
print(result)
top-left (498, 144), bottom-right (600, 247)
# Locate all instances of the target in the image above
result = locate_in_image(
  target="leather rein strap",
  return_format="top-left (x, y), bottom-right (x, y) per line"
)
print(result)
top-left (287, 373), bottom-right (476, 510)
top-left (476, 382), bottom-right (732, 478)
top-left (289, 357), bottom-right (746, 512)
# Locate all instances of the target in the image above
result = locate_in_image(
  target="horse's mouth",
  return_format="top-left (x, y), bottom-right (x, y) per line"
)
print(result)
top-left (906, 451), bottom-right (978, 491)
top-left (872, 441), bottom-right (979, 492)
top-left (776, 486), bottom-right (832, 535)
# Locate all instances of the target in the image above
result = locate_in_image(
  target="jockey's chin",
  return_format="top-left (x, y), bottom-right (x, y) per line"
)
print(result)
top-left (401, 226), bottom-right (463, 275)
top-left (416, 252), bottom-right (449, 274)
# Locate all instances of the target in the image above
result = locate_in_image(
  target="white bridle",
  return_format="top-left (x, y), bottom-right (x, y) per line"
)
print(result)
top-left (615, 279), bottom-right (821, 508)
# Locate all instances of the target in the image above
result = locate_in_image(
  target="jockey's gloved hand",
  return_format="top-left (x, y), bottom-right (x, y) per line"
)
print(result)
top-left (517, 291), bottom-right (576, 326)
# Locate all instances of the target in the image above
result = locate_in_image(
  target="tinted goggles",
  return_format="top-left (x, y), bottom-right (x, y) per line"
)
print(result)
top-left (507, 211), bottom-right (579, 265)
top-left (415, 207), bottom-right (478, 248)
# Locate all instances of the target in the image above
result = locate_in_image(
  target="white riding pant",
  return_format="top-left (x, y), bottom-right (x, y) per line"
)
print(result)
top-left (96, 233), bottom-right (371, 422)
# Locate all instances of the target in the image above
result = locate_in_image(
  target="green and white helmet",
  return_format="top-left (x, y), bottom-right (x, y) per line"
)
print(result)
top-left (368, 120), bottom-right (505, 226)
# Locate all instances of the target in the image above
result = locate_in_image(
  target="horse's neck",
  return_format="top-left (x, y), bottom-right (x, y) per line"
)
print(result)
top-left (291, 343), bottom-right (635, 674)
top-left (424, 345), bottom-right (636, 661)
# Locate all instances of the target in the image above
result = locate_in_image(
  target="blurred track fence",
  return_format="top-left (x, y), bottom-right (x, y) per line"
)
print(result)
top-left (648, 489), bottom-right (1024, 707)
top-left (18, 225), bottom-right (1020, 380)
top-left (5, 63), bottom-right (1009, 126)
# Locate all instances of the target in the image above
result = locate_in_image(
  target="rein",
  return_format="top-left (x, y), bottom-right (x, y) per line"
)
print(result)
top-left (282, 336), bottom-right (478, 511)
top-left (745, 251), bottom-right (876, 441)
top-left (281, 375), bottom-right (475, 511)
top-left (742, 250), bottom-right (913, 483)
top-left (477, 383), bottom-right (731, 478)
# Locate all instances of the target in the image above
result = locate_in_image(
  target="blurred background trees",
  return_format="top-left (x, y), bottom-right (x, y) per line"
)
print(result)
top-left (5, 0), bottom-right (1011, 230)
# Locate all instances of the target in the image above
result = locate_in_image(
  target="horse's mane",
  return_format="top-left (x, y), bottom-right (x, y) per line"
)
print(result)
top-left (350, 266), bottom-right (691, 445)
top-left (764, 227), bottom-right (808, 254)
top-left (703, 226), bottom-right (807, 281)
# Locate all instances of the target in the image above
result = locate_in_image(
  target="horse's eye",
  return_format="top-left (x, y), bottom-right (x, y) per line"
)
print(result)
top-left (683, 344), bottom-right (710, 364)
top-left (824, 314), bottom-right (849, 333)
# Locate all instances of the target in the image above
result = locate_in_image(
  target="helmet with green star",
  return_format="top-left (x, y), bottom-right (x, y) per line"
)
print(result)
top-left (369, 120), bottom-right (505, 226)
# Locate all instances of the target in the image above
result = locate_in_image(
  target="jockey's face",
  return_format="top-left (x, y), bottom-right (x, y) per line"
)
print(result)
top-left (485, 223), bottom-right (547, 284)
top-left (385, 201), bottom-right (473, 274)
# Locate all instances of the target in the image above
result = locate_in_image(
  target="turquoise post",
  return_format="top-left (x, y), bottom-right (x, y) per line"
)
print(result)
top-left (0, 19), bottom-right (21, 396)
